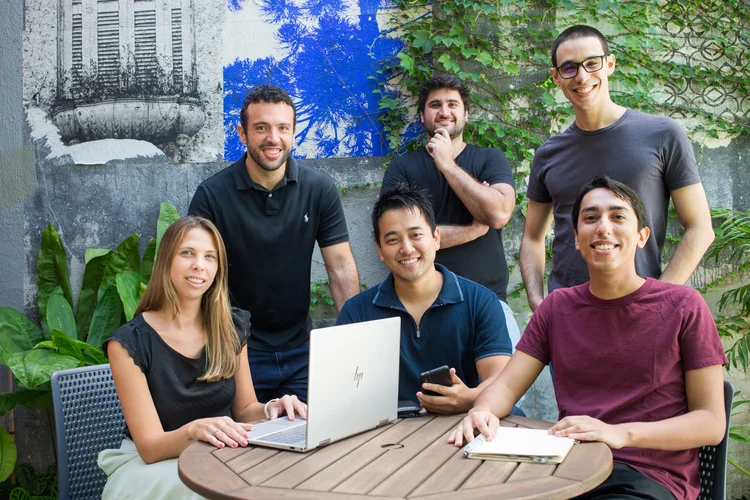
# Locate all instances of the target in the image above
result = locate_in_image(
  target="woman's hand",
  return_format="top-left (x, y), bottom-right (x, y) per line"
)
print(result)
top-left (188, 416), bottom-right (253, 449)
top-left (266, 395), bottom-right (308, 420)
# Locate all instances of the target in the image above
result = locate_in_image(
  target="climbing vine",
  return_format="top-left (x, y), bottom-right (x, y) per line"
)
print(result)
top-left (373, 0), bottom-right (750, 474)
top-left (374, 0), bottom-right (749, 197)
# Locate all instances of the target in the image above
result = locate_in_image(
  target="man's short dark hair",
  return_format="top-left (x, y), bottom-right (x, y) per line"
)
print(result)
top-left (551, 25), bottom-right (610, 67)
top-left (240, 85), bottom-right (297, 131)
top-left (417, 74), bottom-right (471, 114)
top-left (572, 176), bottom-right (648, 232)
top-left (372, 183), bottom-right (437, 245)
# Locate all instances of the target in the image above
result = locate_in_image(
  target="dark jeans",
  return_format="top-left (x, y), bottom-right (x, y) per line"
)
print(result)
top-left (573, 463), bottom-right (676, 500)
top-left (248, 341), bottom-right (309, 403)
top-left (509, 405), bottom-right (526, 417)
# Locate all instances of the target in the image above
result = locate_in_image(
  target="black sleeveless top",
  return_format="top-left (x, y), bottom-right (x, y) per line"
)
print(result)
top-left (104, 309), bottom-right (250, 439)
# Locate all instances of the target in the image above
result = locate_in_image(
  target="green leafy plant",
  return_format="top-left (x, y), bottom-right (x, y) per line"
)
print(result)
top-left (729, 394), bottom-right (750, 476)
top-left (704, 208), bottom-right (750, 372)
top-left (0, 464), bottom-right (56, 500)
top-left (0, 202), bottom-right (179, 482)
top-left (702, 207), bottom-right (750, 476)
top-left (310, 279), bottom-right (336, 311)
top-left (379, 0), bottom-right (749, 480)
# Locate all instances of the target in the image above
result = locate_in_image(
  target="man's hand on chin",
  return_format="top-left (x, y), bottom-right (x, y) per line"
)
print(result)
top-left (426, 129), bottom-right (457, 171)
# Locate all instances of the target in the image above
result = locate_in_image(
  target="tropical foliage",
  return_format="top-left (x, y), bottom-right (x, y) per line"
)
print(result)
top-left (0, 203), bottom-right (179, 482)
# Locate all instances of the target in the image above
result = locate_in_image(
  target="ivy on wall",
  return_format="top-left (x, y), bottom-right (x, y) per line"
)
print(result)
top-left (374, 0), bottom-right (749, 199)
top-left (373, 0), bottom-right (750, 476)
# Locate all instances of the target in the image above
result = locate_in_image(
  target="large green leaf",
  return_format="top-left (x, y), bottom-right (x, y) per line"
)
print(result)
top-left (0, 308), bottom-right (44, 356)
top-left (141, 237), bottom-right (156, 282)
top-left (37, 224), bottom-right (73, 331)
top-left (116, 270), bottom-right (146, 321)
top-left (50, 329), bottom-right (83, 362)
top-left (75, 252), bottom-right (112, 343)
top-left (0, 427), bottom-right (16, 482)
top-left (50, 329), bottom-right (108, 365)
top-left (46, 288), bottom-right (77, 340)
top-left (85, 248), bottom-right (110, 264)
top-left (0, 390), bottom-right (51, 416)
top-left (80, 345), bottom-right (109, 366)
top-left (1, 350), bottom-right (80, 390)
top-left (9, 488), bottom-right (30, 500)
top-left (87, 285), bottom-right (123, 350)
top-left (155, 202), bottom-right (180, 260)
top-left (98, 234), bottom-right (141, 301)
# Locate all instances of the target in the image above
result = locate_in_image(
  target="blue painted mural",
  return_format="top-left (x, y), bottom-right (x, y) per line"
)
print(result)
top-left (224, 0), bottom-right (404, 160)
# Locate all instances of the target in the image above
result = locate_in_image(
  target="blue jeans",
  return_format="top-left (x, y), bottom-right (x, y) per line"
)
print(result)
top-left (248, 341), bottom-right (309, 403)
top-left (509, 405), bottom-right (526, 417)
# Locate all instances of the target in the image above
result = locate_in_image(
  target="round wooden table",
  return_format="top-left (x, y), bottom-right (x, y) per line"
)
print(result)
top-left (178, 414), bottom-right (612, 499)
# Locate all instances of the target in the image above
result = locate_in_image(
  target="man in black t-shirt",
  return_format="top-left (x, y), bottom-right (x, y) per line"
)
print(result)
top-left (189, 85), bottom-right (360, 402)
top-left (381, 74), bottom-right (520, 347)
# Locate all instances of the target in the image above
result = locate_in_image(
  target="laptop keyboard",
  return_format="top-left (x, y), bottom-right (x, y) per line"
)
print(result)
top-left (260, 424), bottom-right (307, 445)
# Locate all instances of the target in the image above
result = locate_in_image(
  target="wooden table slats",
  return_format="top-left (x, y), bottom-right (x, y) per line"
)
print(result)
top-left (412, 476), bottom-right (581, 500)
top-left (296, 416), bottom-right (434, 492)
top-left (364, 424), bottom-right (464, 497)
top-left (226, 447), bottom-right (282, 475)
top-left (178, 415), bottom-right (613, 500)
top-left (553, 441), bottom-right (613, 484)
top-left (333, 414), bottom-right (465, 495)
top-left (506, 462), bottom-right (557, 482)
top-left (456, 460), bottom-right (519, 491)
top-left (219, 485), bottom-right (403, 500)
top-left (239, 447), bottom-right (313, 486)
top-left (260, 423), bottom-right (395, 488)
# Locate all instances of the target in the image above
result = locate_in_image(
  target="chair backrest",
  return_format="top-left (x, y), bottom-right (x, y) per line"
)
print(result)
top-left (51, 364), bottom-right (125, 500)
top-left (698, 380), bottom-right (734, 500)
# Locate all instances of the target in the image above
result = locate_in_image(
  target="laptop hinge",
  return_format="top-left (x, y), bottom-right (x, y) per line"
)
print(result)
top-left (378, 418), bottom-right (390, 427)
top-left (318, 439), bottom-right (331, 447)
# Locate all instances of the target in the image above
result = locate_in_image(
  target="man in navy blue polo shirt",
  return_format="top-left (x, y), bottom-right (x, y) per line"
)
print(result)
top-left (337, 184), bottom-right (522, 415)
top-left (189, 85), bottom-right (360, 402)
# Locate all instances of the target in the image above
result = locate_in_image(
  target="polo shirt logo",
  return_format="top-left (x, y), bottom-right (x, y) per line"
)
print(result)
top-left (304, 213), bottom-right (309, 223)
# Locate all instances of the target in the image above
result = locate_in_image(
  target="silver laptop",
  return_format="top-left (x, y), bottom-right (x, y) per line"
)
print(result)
top-left (246, 317), bottom-right (400, 452)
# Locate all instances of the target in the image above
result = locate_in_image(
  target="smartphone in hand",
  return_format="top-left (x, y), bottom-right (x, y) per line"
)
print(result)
top-left (419, 365), bottom-right (452, 396)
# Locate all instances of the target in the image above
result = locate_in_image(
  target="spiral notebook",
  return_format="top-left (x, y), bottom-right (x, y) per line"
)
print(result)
top-left (462, 427), bottom-right (576, 463)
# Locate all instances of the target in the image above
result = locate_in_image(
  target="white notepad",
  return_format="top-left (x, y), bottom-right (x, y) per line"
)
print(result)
top-left (462, 427), bottom-right (576, 463)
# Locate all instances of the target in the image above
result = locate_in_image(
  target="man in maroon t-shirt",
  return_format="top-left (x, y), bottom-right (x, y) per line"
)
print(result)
top-left (450, 176), bottom-right (727, 500)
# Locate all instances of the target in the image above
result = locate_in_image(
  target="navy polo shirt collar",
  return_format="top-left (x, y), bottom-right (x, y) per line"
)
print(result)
top-left (372, 263), bottom-right (465, 310)
top-left (233, 153), bottom-right (299, 192)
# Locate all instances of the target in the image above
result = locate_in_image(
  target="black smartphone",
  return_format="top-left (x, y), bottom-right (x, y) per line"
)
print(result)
top-left (397, 400), bottom-right (422, 418)
top-left (419, 365), bottom-right (452, 396)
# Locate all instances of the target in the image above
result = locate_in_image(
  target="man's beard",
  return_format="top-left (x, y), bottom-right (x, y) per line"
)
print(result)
top-left (425, 119), bottom-right (465, 139)
top-left (247, 144), bottom-right (290, 172)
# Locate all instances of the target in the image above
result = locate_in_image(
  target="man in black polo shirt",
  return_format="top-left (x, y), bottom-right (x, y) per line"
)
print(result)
top-left (189, 85), bottom-right (360, 402)
top-left (381, 74), bottom-right (520, 348)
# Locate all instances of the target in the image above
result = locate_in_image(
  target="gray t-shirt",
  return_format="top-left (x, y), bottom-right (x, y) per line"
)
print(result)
top-left (527, 109), bottom-right (700, 289)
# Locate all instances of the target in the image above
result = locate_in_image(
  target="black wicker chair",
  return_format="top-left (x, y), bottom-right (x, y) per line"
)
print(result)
top-left (51, 364), bottom-right (125, 500)
top-left (698, 380), bottom-right (734, 500)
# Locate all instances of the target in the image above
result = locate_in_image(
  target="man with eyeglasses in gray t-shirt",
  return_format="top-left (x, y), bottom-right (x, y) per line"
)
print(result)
top-left (520, 25), bottom-right (714, 310)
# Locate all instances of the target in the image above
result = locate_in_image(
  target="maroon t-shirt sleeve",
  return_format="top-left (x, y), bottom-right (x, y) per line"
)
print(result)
top-left (678, 289), bottom-right (728, 370)
top-left (515, 293), bottom-right (553, 365)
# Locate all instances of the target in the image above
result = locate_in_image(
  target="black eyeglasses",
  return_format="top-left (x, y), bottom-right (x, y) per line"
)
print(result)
top-left (554, 55), bottom-right (609, 79)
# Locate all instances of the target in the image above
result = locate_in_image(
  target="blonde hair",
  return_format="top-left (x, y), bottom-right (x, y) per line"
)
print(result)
top-left (136, 216), bottom-right (240, 381)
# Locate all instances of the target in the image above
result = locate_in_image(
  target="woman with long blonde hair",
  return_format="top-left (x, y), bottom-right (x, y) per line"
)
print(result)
top-left (98, 216), bottom-right (305, 499)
